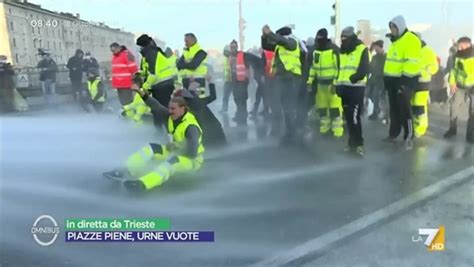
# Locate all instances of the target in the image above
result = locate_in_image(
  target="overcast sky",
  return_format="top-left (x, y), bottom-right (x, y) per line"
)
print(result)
top-left (32, 0), bottom-right (473, 52)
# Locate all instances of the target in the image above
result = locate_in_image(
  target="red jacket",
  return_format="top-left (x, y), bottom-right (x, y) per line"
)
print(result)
top-left (263, 50), bottom-right (274, 77)
top-left (111, 47), bottom-right (138, 89)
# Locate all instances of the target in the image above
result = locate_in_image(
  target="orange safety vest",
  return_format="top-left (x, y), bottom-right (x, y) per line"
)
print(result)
top-left (228, 51), bottom-right (248, 82)
top-left (264, 50), bottom-right (274, 77)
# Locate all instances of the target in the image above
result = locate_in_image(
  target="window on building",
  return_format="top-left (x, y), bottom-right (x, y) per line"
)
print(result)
top-left (15, 54), bottom-right (20, 64)
top-left (13, 38), bottom-right (16, 48)
top-left (10, 21), bottom-right (14, 31)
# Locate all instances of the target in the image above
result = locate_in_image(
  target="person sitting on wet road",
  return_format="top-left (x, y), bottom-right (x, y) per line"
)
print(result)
top-left (103, 88), bottom-right (205, 192)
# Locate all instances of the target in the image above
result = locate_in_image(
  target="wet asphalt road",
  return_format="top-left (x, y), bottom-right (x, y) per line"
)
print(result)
top-left (0, 99), bottom-right (473, 267)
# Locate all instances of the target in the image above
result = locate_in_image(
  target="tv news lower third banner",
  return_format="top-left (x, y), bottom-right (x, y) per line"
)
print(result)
top-left (64, 218), bottom-right (214, 242)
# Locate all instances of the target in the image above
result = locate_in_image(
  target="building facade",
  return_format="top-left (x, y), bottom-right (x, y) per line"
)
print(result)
top-left (0, 0), bottom-right (135, 67)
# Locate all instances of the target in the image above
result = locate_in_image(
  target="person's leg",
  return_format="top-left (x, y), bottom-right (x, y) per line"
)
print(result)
top-left (117, 89), bottom-right (133, 106)
top-left (354, 86), bottom-right (365, 147)
top-left (71, 81), bottom-right (78, 101)
top-left (411, 90), bottom-right (429, 138)
top-left (466, 92), bottom-right (474, 143)
top-left (281, 76), bottom-right (299, 141)
top-left (339, 87), bottom-right (355, 148)
top-left (329, 86), bottom-right (344, 138)
top-left (232, 82), bottom-right (248, 124)
top-left (445, 90), bottom-right (466, 137)
top-left (93, 102), bottom-right (104, 112)
top-left (386, 82), bottom-right (402, 139)
top-left (41, 81), bottom-right (47, 102)
top-left (50, 81), bottom-right (56, 105)
top-left (221, 82), bottom-right (232, 112)
top-left (251, 81), bottom-right (263, 115)
top-left (136, 155), bottom-right (202, 190)
top-left (155, 83), bottom-right (175, 106)
top-left (270, 78), bottom-right (283, 137)
top-left (316, 84), bottom-right (331, 135)
top-left (126, 143), bottom-right (170, 178)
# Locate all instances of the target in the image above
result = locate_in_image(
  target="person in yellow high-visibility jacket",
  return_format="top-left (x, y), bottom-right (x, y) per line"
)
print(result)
top-left (261, 24), bottom-right (303, 144)
top-left (121, 92), bottom-right (151, 124)
top-left (86, 69), bottom-right (106, 112)
top-left (307, 28), bottom-right (343, 138)
top-left (383, 15), bottom-right (422, 150)
top-left (103, 89), bottom-right (205, 193)
top-left (411, 36), bottom-right (439, 138)
top-left (335, 27), bottom-right (370, 156)
top-left (444, 37), bottom-right (474, 143)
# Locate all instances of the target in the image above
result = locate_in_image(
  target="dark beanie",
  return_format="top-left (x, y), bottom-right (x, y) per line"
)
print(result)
top-left (316, 28), bottom-right (328, 39)
top-left (136, 34), bottom-right (152, 47)
top-left (276, 26), bottom-right (292, 36)
top-left (457, 36), bottom-right (471, 44)
top-left (373, 40), bottom-right (384, 48)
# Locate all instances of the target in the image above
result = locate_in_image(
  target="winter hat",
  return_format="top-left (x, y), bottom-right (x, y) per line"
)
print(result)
top-left (276, 26), bottom-right (292, 36)
top-left (316, 28), bottom-right (328, 39)
top-left (373, 40), bottom-right (384, 48)
top-left (341, 26), bottom-right (355, 37)
top-left (136, 34), bottom-right (153, 47)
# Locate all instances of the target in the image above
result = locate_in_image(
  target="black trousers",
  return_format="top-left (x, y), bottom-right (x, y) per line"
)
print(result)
top-left (253, 80), bottom-right (269, 113)
top-left (222, 82), bottom-right (233, 111)
top-left (386, 78), bottom-right (414, 140)
top-left (339, 85), bottom-right (365, 147)
top-left (271, 75), bottom-right (299, 138)
top-left (151, 82), bottom-right (175, 106)
top-left (231, 81), bottom-right (249, 124)
top-left (116, 89), bottom-right (134, 106)
top-left (91, 101), bottom-right (104, 112)
top-left (151, 82), bottom-right (175, 126)
top-left (71, 80), bottom-right (83, 101)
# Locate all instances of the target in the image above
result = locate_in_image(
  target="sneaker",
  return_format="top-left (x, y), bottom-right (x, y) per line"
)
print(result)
top-left (123, 180), bottom-right (147, 193)
top-left (103, 169), bottom-right (129, 181)
top-left (355, 146), bottom-right (365, 157)
top-left (404, 139), bottom-right (413, 151)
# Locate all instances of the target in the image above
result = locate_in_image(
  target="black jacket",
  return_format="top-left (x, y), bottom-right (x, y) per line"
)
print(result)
top-left (369, 53), bottom-right (386, 82)
top-left (67, 55), bottom-right (84, 81)
top-left (37, 58), bottom-right (58, 82)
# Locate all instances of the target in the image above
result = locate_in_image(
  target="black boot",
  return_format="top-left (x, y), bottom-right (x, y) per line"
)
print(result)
top-left (466, 116), bottom-right (474, 143)
top-left (443, 119), bottom-right (457, 139)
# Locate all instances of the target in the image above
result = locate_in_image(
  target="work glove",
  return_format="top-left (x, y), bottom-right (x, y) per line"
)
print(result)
top-left (349, 74), bottom-right (358, 84)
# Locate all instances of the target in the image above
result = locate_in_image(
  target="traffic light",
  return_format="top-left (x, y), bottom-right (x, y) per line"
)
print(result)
top-left (330, 3), bottom-right (336, 25)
